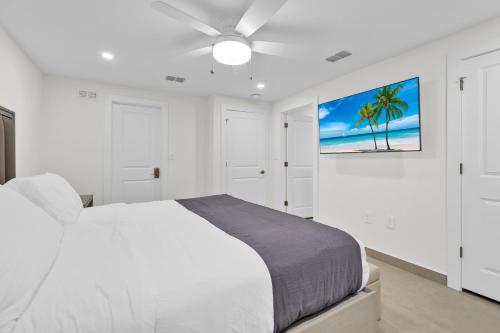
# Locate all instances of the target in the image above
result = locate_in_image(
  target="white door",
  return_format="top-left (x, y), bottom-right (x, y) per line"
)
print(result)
top-left (224, 110), bottom-right (267, 205)
top-left (111, 102), bottom-right (162, 203)
top-left (461, 50), bottom-right (500, 302)
top-left (286, 112), bottom-right (313, 218)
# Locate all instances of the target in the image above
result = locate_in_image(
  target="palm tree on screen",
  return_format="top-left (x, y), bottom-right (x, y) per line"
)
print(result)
top-left (372, 84), bottom-right (408, 150)
top-left (355, 103), bottom-right (378, 150)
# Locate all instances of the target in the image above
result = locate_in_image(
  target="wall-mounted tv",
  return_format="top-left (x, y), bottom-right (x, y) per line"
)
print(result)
top-left (318, 77), bottom-right (421, 154)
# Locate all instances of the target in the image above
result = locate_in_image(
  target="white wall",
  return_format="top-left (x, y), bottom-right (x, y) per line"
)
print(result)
top-left (206, 95), bottom-right (271, 196)
top-left (41, 76), bottom-right (209, 204)
top-left (271, 17), bottom-right (500, 274)
top-left (0, 25), bottom-right (43, 176)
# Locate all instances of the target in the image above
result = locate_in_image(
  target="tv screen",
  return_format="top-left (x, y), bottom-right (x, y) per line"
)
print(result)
top-left (318, 77), bottom-right (421, 154)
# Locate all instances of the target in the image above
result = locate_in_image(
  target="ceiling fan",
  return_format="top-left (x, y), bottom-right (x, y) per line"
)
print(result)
top-left (151, 0), bottom-right (293, 67)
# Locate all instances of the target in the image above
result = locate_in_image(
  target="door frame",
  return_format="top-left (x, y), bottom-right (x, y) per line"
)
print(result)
top-left (446, 39), bottom-right (500, 290)
top-left (104, 96), bottom-right (169, 204)
top-left (220, 104), bottom-right (270, 204)
top-left (277, 98), bottom-right (319, 219)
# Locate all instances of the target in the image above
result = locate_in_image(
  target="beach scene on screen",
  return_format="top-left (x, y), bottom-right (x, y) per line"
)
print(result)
top-left (318, 77), bottom-right (421, 154)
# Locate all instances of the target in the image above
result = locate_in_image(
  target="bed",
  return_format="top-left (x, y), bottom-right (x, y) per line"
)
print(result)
top-left (0, 174), bottom-right (380, 333)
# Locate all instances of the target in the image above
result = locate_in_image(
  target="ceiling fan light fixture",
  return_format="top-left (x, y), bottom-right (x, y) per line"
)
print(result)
top-left (213, 36), bottom-right (251, 66)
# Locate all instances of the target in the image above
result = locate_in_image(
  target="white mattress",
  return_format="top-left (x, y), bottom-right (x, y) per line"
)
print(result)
top-left (13, 200), bottom-right (368, 333)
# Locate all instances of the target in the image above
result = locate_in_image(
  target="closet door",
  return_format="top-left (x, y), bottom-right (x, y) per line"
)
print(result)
top-left (461, 50), bottom-right (500, 302)
top-left (286, 112), bottom-right (314, 218)
top-left (223, 109), bottom-right (267, 206)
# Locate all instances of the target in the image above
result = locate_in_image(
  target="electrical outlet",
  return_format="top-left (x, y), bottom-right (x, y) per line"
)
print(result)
top-left (387, 215), bottom-right (396, 230)
top-left (364, 212), bottom-right (372, 224)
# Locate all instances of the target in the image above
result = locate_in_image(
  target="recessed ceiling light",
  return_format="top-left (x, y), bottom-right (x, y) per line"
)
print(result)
top-left (257, 83), bottom-right (265, 89)
top-left (101, 51), bottom-right (114, 61)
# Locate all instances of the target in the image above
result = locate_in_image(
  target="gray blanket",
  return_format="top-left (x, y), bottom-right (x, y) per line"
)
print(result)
top-left (177, 195), bottom-right (363, 332)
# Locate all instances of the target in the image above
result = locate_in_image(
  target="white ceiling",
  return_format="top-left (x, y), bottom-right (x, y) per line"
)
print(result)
top-left (2, 0), bottom-right (500, 101)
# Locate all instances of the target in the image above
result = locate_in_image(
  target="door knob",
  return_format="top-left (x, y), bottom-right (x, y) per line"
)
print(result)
top-left (260, 170), bottom-right (265, 175)
top-left (154, 168), bottom-right (160, 179)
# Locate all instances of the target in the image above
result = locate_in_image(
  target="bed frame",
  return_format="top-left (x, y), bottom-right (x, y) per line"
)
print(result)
top-left (286, 288), bottom-right (377, 333)
top-left (285, 275), bottom-right (381, 333)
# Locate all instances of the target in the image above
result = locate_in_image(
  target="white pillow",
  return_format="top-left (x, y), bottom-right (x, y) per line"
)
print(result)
top-left (0, 185), bottom-right (63, 332)
top-left (6, 173), bottom-right (83, 225)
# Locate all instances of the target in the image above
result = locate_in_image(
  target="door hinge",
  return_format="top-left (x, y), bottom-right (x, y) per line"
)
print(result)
top-left (459, 76), bottom-right (466, 91)
top-left (284, 200), bottom-right (288, 207)
top-left (460, 163), bottom-right (463, 175)
top-left (284, 122), bottom-right (288, 128)
top-left (284, 161), bottom-right (289, 167)
top-left (460, 246), bottom-right (463, 258)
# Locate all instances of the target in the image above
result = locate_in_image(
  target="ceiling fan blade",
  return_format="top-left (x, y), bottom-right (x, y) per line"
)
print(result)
top-left (176, 46), bottom-right (213, 59)
top-left (151, 1), bottom-right (221, 37)
top-left (235, 0), bottom-right (288, 37)
top-left (252, 41), bottom-right (306, 58)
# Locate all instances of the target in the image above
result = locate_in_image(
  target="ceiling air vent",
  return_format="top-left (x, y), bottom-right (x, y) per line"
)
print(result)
top-left (325, 50), bottom-right (352, 63)
top-left (165, 75), bottom-right (186, 83)
top-left (78, 89), bottom-right (97, 99)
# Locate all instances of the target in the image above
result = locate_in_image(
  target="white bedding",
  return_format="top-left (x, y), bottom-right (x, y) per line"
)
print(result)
top-left (6, 173), bottom-right (83, 225)
top-left (0, 187), bottom-right (63, 333)
top-left (11, 199), bottom-right (368, 333)
top-left (12, 200), bottom-right (274, 333)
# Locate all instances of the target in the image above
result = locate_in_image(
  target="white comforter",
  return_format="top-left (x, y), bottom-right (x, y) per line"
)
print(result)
top-left (13, 200), bottom-right (368, 333)
top-left (13, 200), bottom-right (274, 333)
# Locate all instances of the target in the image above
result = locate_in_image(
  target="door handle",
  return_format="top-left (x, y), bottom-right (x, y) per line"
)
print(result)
top-left (154, 167), bottom-right (160, 179)
top-left (260, 170), bottom-right (265, 175)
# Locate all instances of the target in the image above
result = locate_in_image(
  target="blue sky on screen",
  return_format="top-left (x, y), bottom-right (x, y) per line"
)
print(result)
top-left (318, 78), bottom-right (420, 139)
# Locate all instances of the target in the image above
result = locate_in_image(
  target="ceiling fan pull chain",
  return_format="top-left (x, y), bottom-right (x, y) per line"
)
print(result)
top-left (249, 58), bottom-right (253, 81)
top-left (210, 44), bottom-right (215, 75)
